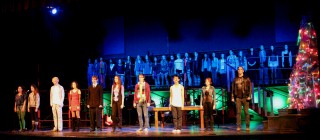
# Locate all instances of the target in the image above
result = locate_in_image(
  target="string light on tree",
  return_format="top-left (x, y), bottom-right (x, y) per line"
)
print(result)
top-left (288, 16), bottom-right (320, 110)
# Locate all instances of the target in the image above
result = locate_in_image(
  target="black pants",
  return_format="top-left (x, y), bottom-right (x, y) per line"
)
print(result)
top-left (89, 107), bottom-right (102, 130)
top-left (111, 101), bottom-right (122, 128)
top-left (203, 102), bottom-right (213, 118)
top-left (203, 102), bottom-right (214, 129)
top-left (29, 107), bottom-right (38, 122)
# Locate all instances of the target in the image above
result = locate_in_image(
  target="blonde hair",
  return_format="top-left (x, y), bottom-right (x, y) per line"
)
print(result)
top-left (52, 77), bottom-right (59, 82)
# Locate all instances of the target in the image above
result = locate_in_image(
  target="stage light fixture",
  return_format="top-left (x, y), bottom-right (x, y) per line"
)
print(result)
top-left (46, 5), bottom-right (60, 15)
top-left (51, 8), bottom-right (57, 15)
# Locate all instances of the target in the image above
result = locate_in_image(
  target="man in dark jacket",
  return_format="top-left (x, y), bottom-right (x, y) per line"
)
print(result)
top-left (87, 75), bottom-right (104, 131)
top-left (231, 66), bottom-right (252, 131)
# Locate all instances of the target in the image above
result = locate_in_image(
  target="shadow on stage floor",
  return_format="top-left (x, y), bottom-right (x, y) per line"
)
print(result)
top-left (0, 121), bottom-right (315, 140)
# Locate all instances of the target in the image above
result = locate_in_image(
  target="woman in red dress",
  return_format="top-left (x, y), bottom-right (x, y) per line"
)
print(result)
top-left (69, 81), bottom-right (81, 131)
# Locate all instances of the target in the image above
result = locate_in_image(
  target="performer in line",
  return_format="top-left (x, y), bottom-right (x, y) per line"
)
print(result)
top-left (14, 85), bottom-right (27, 132)
top-left (68, 81), bottom-right (81, 132)
top-left (110, 75), bottom-right (125, 133)
top-left (27, 84), bottom-right (40, 132)
top-left (169, 75), bottom-right (184, 133)
top-left (231, 66), bottom-right (252, 131)
top-left (133, 74), bottom-right (151, 133)
top-left (87, 75), bottom-right (103, 131)
top-left (200, 78), bottom-right (216, 132)
top-left (50, 77), bottom-right (65, 132)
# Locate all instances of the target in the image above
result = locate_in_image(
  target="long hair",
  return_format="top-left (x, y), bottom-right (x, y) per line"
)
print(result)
top-left (31, 84), bottom-right (39, 96)
top-left (71, 81), bottom-right (79, 89)
top-left (113, 75), bottom-right (122, 90)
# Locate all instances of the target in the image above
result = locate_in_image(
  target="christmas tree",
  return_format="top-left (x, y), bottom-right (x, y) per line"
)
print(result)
top-left (288, 18), bottom-right (320, 110)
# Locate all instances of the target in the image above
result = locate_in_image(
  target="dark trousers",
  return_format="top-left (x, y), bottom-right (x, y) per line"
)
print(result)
top-left (111, 101), bottom-right (122, 129)
top-left (235, 98), bottom-right (250, 127)
top-left (171, 106), bottom-right (182, 130)
top-left (29, 107), bottom-right (38, 122)
top-left (203, 102), bottom-right (214, 129)
top-left (89, 107), bottom-right (102, 130)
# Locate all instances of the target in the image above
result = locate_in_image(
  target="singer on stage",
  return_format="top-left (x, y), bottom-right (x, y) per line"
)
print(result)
top-left (231, 66), bottom-right (252, 131)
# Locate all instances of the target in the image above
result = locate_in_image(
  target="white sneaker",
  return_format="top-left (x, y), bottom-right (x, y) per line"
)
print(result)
top-left (143, 128), bottom-right (148, 133)
top-left (176, 129), bottom-right (181, 133)
top-left (172, 129), bottom-right (177, 133)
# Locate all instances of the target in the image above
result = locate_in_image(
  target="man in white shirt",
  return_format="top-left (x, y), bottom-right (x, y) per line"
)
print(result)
top-left (50, 77), bottom-right (65, 132)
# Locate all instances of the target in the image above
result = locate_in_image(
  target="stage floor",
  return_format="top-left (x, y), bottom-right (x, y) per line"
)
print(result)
top-left (0, 121), bottom-right (313, 140)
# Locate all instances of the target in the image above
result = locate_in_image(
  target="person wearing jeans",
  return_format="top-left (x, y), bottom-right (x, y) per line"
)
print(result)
top-left (133, 74), bottom-right (151, 133)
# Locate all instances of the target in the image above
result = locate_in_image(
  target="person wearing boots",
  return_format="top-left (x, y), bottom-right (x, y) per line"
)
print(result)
top-left (28, 84), bottom-right (40, 132)
top-left (231, 66), bottom-right (252, 131)
top-left (200, 78), bottom-right (216, 132)
top-left (68, 81), bottom-right (81, 132)
top-left (110, 75), bottom-right (125, 133)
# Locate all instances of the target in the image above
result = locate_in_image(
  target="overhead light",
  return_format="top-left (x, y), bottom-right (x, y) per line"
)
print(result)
top-left (46, 5), bottom-right (60, 15)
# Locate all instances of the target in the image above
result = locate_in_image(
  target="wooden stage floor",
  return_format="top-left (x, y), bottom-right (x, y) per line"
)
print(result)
top-left (0, 121), bottom-right (314, 140)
